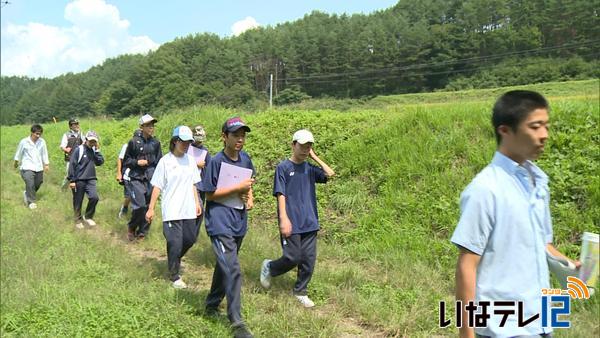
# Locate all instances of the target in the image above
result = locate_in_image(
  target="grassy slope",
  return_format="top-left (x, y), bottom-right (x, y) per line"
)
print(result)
top-left (1, 80), bottom-right (598, 337)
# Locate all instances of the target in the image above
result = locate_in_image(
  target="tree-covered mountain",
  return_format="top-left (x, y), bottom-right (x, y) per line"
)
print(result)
top-left (1, 0), bottom-right (598, 125)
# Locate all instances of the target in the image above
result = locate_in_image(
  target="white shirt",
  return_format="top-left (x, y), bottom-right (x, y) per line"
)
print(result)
top-left (150, 152), bottom-right (201, 222)
top-left (118, 144), bottom-right (128, 159)
top-left (60, 131), bottom-right (84, 149)
top-left (14, 137), bottom-right (49, 171)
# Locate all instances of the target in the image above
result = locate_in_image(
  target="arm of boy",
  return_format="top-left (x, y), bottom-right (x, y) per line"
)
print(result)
top-left (93, 147), bottom-right (104, 166)
top-left (193, 185), bottom-right (202, 216)
top-left (116, 158), bottom-right (123, 182)
top-left (546, 243), bottom-right (581, 268)
top-left (309, 148), bottom-right (335, 177)
top-left (277, 194), bottom-right (292, 237)
top-left (145, 186), bottom-right (161, 223)
top-left (455, 247), bottom-right (480, 338)
top-left (245, 187), bottom-right (254, 210)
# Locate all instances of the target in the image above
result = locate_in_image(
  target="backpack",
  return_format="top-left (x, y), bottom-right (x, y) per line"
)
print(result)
top-left (64, 133), bottom-right (83, 161)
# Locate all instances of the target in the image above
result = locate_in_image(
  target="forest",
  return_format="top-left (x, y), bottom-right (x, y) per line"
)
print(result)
top-left (1, 0), bottom-right (598, 125)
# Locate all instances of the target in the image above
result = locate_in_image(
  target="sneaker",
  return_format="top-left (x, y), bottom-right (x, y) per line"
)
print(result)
top-left (260, 259), bottom-right (272, 289)
top-left (118, 206), bottom-right (128, 219)
top-left (23, 191), bottom-right (28, 206)
top-left (28, 203), bottom-right (37, 210)
top-left (172, 278), bottom-right (187, 289)
top-left (86, 219), bottom-right (97, 227)
top-left (127, 229), bottom-right (135, 241)
top-left (295, 295), bottom-right (315, 308)
top-left (137, 233), bottom-right (146, 241)
top-left (75, 222), bottom-right (85, 229)
top-left (232, 324), bottom-right (254, 338)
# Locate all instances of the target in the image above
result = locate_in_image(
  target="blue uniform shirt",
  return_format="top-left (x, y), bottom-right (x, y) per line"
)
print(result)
top-left (201, 150), bottom-right (255, 237)
top-left (273, 159), bottom-right (328, 234)
top-left (451, 151), bottom-right (553, 337)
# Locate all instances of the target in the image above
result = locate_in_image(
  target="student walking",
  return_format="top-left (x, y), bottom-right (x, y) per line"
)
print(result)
top-left (123, 114), bottom-right (162, 241)
top-left (117, 130), bottom-right (142, 218)
top-left (14, 124), bottom-right (50, 210)
top-left (146, 126), bottom-right (202, 289)
top-left (451, 91), bottom-right (580, 338)
top-left (68, 131), bottom-right (105, 229)
top-left (260, 129), bottom-right (335, 308)
top-left (60, 119), bottom-right (84, 189)
top-left (187, 125), bottom-right (212, 220)
top-left (201, 117), bottom-right (255, 338)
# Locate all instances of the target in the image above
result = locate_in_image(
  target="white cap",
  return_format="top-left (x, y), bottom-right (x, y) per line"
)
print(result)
top-left (85, 130), bottom-right (99, 142)
top-left (139, 114), bottom-right (158, 126)
top-left (172, 126), bottom-right (194, 142)
top-left (292, 129), bottom-right (315, 144)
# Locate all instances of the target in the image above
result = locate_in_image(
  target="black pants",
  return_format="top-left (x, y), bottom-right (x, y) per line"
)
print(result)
top-left (163, 219), bottom-right (200, 281)
top-left (205, 235), bottom-right (245, 326)
top-left (269, 230), bottom-right (318, 296)
top-left (72, 179), bottom-right (99, 221)
top-left (128, 179), bottom-right (152, 236)
top-left (20, 170), bottom-right (43, 204)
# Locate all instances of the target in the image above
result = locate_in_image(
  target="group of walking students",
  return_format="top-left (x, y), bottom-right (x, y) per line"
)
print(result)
top-left (14, 114), bottom-right (334, 338)
top-left (13, 90), bottom-right (584, 338)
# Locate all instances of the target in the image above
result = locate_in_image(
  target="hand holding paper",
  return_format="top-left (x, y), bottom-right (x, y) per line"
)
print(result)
top-left (215, 162), bottom-right (253, 209)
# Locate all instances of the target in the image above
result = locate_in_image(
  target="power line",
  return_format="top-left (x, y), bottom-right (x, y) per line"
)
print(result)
top-left (283, 51), bottom-right (600, 86)
top-left (277, 39), bottom-right (599, 82)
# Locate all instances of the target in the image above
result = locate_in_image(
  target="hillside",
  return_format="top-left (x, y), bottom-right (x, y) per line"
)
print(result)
top-left (1, 80), bottom-right (599, 336)
top-left (2, 0), bottom-right (599, 125)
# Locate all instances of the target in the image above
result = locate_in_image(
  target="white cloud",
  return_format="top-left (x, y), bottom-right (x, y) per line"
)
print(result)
top-left (231, 16), bottom-right (260, 36)
top-left (0, 0), bottom-right (158, 78)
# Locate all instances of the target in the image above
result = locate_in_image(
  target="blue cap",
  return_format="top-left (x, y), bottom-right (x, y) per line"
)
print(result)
top-left (172, 126), bottom-right (194, 141)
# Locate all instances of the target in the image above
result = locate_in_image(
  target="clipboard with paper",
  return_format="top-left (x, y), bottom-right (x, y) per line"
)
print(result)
top-left (215, 162), bottom-right (253, 209)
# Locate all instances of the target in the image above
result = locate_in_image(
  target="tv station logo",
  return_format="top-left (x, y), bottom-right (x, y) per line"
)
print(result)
top-left (439, 276), bottom-right (591, 329)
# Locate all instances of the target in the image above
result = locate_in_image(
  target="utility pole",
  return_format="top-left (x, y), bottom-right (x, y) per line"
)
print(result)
top-left (269, 73), bottom-right (273, 109)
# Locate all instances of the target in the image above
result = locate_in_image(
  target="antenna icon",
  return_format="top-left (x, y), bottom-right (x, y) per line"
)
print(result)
top-left (566, 276), bottom-right (590, 299)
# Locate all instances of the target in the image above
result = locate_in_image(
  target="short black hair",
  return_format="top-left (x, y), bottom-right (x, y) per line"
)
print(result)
top-left (31, 124), bottom-right (43, 133)
top-left (492, 90), bottom-right (548, 144)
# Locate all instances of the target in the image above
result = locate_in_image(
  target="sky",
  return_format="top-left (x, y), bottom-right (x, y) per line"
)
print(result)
top-left (0, 0), bottom-right (398, 78)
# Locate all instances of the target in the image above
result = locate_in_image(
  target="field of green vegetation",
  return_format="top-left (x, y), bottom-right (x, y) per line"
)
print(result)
top-left (1, 80), bottom-right (598, 337)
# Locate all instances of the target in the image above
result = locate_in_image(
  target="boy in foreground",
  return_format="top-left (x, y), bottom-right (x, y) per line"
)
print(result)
top-left (451, 90), bottom-right (580, 338)
top-left (260, 129), bottom-right (335, 308)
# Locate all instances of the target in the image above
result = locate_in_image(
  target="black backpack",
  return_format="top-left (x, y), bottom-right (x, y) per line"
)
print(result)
top-left (65, 134), bottom-right (83, 161)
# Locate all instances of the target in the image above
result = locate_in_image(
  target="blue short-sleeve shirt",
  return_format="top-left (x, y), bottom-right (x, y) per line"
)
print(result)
top-left (273, 159), bottom-right (328, 234)
top-left (451, 151), bottom-right (553, 337)
top-left (201, 150), bottom-right (255, 237)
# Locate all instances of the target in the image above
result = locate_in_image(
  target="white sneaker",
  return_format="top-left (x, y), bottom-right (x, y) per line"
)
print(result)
top-left (86, 219), bottom-right (97, 227)
top-left (23, 191), bottom-right (28, 206)
top-left (172, 278), bottom-right (187, 289)
top-left (75, 222), bottom-right (85, 229)
top-left (28, 203), bottom-right (37, 210)
top-left (260, 259), bottom-right (272, 289)
top-left (295, 295), bottom-right (315, 308)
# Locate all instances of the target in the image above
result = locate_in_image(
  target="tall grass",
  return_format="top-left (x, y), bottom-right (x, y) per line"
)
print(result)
top-left (1, 80), bottom-right (598, 337)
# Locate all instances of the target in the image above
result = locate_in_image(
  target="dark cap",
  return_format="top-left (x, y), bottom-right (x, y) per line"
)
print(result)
top-left (222, 117), bottom-right (251, 133)
top-left (68, 118), bottom-right (79, 125)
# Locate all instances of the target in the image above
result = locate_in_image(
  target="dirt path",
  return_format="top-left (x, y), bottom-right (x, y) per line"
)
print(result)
top-left (81, 222), bottom-right (388, 337)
